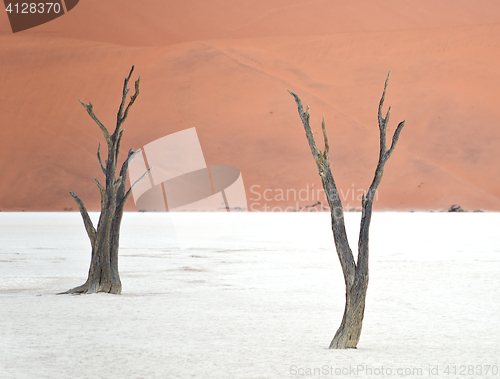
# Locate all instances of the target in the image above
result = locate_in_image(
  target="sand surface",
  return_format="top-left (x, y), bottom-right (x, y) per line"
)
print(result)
top-left (1, 212), bottom-right (499, 378)
top-left (1, 1), bottom-right (500, 211)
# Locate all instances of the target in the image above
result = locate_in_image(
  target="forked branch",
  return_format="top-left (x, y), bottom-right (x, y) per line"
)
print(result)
top-left (69, 191), bottom-right (96, 247)
top-left (116, 66), bottom-right (133, 124)
top-left (78, 100), bottom-right (111, 142)
top-left (357, 72), bottom-right (406, 278)
top-left (116, 66), bottom-right (140, 134)
top-left (369, 71), bottom-right (406, 196)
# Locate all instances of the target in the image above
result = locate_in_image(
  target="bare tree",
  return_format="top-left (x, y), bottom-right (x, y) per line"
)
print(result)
top-left (61, 66), bottom-right (149, 295)
top-left (289, 72), bottom-right (406, 348)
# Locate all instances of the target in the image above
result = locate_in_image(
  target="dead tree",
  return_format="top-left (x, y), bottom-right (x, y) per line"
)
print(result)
top-left (61, 66), bottom-right (149, 295)
top-left (289, 72), bottom-right (406, 348)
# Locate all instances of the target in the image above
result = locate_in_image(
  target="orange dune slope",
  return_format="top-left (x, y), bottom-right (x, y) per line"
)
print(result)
top-left (1, 0), bottom-right (500, 211)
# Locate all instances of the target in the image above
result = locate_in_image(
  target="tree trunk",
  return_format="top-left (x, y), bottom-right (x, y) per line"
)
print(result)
top-left (289, 71), bottom-right (406, 348)
top-left (329, 278), bottom-right (368, 348)
top-left (60, 66), bottom-right (149, 295)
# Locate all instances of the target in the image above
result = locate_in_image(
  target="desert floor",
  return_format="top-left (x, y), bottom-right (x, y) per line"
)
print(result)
top-left (1, 212), bottom-right (499, 378)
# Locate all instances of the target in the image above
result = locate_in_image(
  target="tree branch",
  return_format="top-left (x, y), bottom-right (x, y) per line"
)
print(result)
top-left (70, 191), bottom-right (96, 247)
top-left (116, 67), bottom-right (140, 135)
top-left (378, 71), bottom-right (391, 128)
top-left (357, 71), bottom-right (406, 279)
top-left (371, 72), bottom-right (406, 192)
top-left (288, 91), bottom-right (322, 163)
top-left (289, 90), bottom-right (356, 286)
top-left (386, 120), bottom-right (406, 159)
top-left (113, 176), bottom-right (123, 190)
top-left (321, 115), bottom-right (329, 159)
top-left (97, 143), bottom-right (107, 176)
top-left (124, 148), bottom-right (143, 168)
top-left (116, 129), bottom-right (124, 157)
top-left (117, 65), bottom-right (134, 127)
top-left (78, 99), bottom-right (111, 142)
top-left (120, 78), bottom-right (140, 128)
top-left (95, 177), bottom-right (105, 194)
top-left (109, 129), bottom-right (125, 174)
top-left (115, 148), bottom-right (135, 204)
top-left (120, 167), bottom-right (152, 208)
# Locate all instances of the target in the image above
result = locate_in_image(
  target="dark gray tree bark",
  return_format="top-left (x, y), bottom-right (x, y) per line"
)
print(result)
top-left (289, 72), bottom-right (406, 348)
top-left (60, 66), bottom-right (149, 295)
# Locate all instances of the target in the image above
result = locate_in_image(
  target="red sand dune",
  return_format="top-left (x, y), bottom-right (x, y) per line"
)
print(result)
top-left (1, 0), bottom-right (500, 211)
